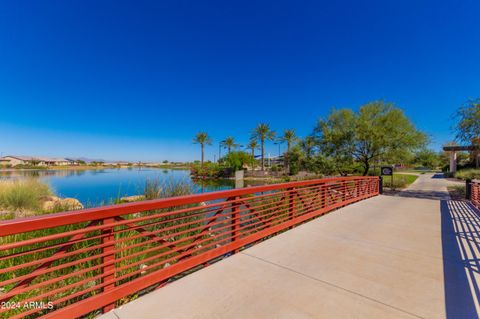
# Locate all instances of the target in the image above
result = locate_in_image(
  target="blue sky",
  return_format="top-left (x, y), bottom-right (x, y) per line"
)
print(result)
top-left (0, 0), bottom-right (479, 162)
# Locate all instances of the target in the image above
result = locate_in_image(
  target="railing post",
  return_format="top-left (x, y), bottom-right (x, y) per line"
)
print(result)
top-left (472, 181), bottom-right (479, 208)
top-left (231, 196), bottom-right (240, 253)
top-left (287, 187), bottom-right (295, 229)
top-left (466, 179), bottom-right (472, 200)
top-left (102, 217), bottom-right (116, 313)
top-left (378, 176), bottom-right (383, 194)
top-left (321, 183), bottom-right (327, 208)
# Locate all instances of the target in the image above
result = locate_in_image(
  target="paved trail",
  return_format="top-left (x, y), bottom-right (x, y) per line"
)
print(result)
top-left (102, 174), bottom-right (480, 319)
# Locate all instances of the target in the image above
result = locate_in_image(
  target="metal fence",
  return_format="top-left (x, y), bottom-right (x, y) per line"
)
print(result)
top-left (472, 179), bottom-right (480, 209)
top-left (0, 176), bottom-right (379, 319)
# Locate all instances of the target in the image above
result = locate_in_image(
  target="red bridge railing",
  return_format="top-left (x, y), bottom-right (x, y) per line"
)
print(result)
top-left (0, 176), bottom-right (379, 319)
top-left (472, 179), bottom-right (480, 209)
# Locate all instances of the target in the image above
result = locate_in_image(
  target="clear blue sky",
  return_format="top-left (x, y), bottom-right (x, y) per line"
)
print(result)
top-left (0, 0), bottom-right (479, 162)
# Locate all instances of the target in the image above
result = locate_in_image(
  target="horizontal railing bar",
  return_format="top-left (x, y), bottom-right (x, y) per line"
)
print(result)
top-left (0, 177), bottom-right (377, 236)
top-left (0, 183), bottom-right (325, 264)
top-left (0, 184), bottom-right (306, 250)
top-left (2, 186), bottom-right (354, 301)
top-left (0, 184), bottom-right (327, 277)
top-left (2, 186), bottom-right (334, 300)
top-left (1, 199), bottom-right (300, 295)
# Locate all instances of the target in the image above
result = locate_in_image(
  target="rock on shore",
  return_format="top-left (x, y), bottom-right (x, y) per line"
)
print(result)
top-left (41, 196), bottom-right (84, 211)
top-left (119, 195), bottom-right (146, 203)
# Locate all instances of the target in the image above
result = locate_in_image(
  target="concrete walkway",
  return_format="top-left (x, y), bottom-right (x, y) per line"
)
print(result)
top-left (102, 174), bottom-right (480, 319)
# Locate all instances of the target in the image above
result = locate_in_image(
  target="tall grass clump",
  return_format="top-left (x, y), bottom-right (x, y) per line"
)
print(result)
top-left (454, 169), bottom-right (480, 180)
top-left (144, 178), bottom-right (193, 200)
top-left (161, 178), bottom-right (194, 198)
top-left (0, 179), bottom-right (51, 216)
top-left (144, 179), bottom-right (162, 200)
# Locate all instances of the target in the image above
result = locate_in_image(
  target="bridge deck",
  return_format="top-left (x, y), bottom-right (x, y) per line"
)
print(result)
top-left (101, 174), bottom-right (480, 319)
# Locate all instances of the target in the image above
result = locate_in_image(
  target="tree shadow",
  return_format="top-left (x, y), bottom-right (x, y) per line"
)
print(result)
top-left (441, 199), bottom-right (480, 318)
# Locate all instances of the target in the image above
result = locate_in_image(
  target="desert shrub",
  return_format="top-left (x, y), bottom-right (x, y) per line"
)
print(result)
top-left (454, 169), bottom-right (480, 180)
top-left (0, 179), bottom-right (51, 213)
top-left (190, 162), bottom-right (232, 178)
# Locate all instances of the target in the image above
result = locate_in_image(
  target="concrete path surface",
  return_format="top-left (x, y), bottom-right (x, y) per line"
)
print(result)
top-left (101, 173), bottom-right (480, 319)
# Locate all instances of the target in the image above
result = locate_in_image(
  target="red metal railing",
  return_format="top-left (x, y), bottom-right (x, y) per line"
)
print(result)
top-left (472, 179), bottom-right (480, 209)
top-left (0, 176), bottom-right (379, 319)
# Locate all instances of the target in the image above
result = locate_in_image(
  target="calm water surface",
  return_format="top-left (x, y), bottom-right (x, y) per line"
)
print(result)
top-left (0, 168), bottom-right (236, 206)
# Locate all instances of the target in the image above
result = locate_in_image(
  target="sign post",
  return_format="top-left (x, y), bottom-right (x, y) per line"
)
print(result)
top-left (381, 166), bottom-right (394, 189)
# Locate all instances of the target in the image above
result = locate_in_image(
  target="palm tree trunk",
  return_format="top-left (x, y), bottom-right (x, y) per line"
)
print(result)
top-left (261, 138), bottom-right (265, 171)
top-left (287, 142), bottom-right (291, 173)
top-left (201, 144), bottom-right (204, 167)
top-left (251, 149), bottom-right (255, 170)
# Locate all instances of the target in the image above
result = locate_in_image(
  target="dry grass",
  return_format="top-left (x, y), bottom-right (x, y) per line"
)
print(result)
top-left (0, 179), bottom-right (52, 219)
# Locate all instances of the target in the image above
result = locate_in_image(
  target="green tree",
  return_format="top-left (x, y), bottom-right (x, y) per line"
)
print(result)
top-left (247, 140), bottom-right (259, 170)
top-left (221, 151), bottom-right (250, 171)
top-left (455, 99), bottom-right (480, 168)
top-left (284, 145), bottom-right (304, 175)
top-left (300, 136), bottom-right (316, 159)
top-left (313, 109), bottom-right (357, 175)
top-left (193, 132), bottom-right (212, 167)
top-left (221, 136), bottom-right (239, 154)
top-left (413, 148), bottom-right (441, 169)
top-left (315, 101), bottom-right (427, 176)
top-left (251, 123), bottom-right (275, 171)
top-left (455, 99), bottom-right (480, 144)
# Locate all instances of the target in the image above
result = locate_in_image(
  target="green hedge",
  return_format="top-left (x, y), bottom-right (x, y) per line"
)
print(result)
top-left (454, 169), bottom-right (480, 180)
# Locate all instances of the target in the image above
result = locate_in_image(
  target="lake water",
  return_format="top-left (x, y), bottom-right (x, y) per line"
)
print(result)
top-left (0, 168), bottom-right (237, 206)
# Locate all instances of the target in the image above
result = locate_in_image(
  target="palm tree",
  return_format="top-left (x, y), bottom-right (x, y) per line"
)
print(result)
top-left (251, 123), bottom-right (275, 171)
top-left (247, 140), bottom-right (259, 170)
top-left (301, 136), bottom-right (315, 159)
top-left (193, 132), bottom-right (212, 166)
top-left (221, 136), bottom-right (239, 154)
top-left (280, 129), bottom-right (297, 153)
top-left (280, 129), bottom-right (297, 171)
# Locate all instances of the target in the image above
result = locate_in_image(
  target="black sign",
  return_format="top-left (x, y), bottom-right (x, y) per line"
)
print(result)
top-left (381, 166), bottom-right (393, 176)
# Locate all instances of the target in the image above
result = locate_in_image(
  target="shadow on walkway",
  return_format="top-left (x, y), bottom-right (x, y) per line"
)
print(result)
top-left (441, 199), bottom-right (480, 318)
top-left (383, 189), bottom-right (450, 201)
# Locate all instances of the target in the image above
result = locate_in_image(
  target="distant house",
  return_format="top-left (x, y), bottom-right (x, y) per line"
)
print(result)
top-left (65, 158), bottom-right (80, 165)
top-left (0, 156), bottom-right (74, 167)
